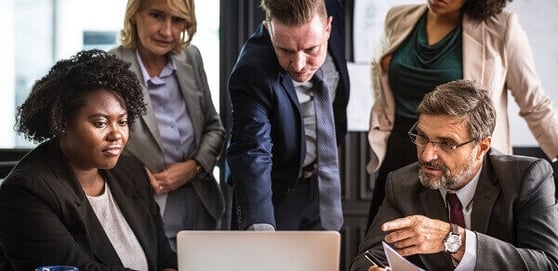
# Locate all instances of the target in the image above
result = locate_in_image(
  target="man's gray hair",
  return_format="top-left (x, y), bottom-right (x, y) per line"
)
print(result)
top-left (417, 79), bottom-right (496, 140)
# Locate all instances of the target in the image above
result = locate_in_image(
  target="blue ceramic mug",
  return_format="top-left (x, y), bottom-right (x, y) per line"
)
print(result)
top-left (35, 265), bottom-right (79, 271)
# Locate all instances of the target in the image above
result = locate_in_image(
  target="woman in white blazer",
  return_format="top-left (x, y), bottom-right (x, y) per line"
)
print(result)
top-left (366, 0), bottom-right (558, 226)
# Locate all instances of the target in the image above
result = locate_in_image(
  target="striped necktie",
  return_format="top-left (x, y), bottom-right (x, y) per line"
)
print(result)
top-left (312, 68), bottom-right (343, 230)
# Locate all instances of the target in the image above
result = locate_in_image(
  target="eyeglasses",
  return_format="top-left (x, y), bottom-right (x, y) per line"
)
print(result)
top-left (408, 122), bottom-right (477, 153)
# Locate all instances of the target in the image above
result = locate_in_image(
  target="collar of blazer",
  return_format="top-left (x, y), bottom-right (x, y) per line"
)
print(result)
top-left (46, 140), bottom-right (156, 266)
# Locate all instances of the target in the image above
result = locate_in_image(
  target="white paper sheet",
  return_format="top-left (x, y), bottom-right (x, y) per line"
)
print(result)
top-left (346, 62), bottom-right (373, 131)
top-left (383, 241), bottom-right (425, 271)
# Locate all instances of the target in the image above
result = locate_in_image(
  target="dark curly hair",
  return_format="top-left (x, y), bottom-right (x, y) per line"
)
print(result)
top-left (462, 0), bottom-right (513, 22)
top-left (16, 49), bottom-right (147, 143)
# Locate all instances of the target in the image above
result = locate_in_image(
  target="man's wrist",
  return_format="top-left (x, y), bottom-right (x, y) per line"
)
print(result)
top-left (444, 223), bottom-right (463, 254)
top-left (451, 226), bottom-right (466, 262)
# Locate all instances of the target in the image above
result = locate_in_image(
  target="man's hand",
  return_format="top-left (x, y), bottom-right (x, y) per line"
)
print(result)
top-left (381, 215), bottom-right (451, 256)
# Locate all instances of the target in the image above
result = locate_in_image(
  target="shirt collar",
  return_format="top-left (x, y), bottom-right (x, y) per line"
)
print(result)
top-left (440, 166), bottom-right (482, 209)
top-left (135, 49), bottom-right (177, 86)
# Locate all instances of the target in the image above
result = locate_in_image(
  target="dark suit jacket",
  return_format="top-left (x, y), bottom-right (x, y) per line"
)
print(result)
top-left (226, 0), bottom-right (350, 230)
top-left (351, 149), bottom-right (558, 271)
top-left (0, 140), bottom-right (177, 271)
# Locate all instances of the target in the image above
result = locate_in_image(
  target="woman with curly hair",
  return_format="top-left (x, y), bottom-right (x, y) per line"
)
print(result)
top-left (110, 0), bottom-right (225, 250)
top-left (0, 49), bottom-right (177, 271)
top-left (366, 0), bottom-right (558, 226)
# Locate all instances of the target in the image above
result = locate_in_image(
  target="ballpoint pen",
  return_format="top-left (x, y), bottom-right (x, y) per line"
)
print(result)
top-left (364, 250), bottom-right (387, 269)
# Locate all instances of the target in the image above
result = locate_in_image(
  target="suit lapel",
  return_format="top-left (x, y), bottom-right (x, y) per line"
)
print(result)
top-left (279, 70), bottom-right (307, 166)
top-left (104, 171), bottom-right (155, 270)
top-left (420, 187), bottom-right (448, 222)
top-left (279, 73), bottom-right (301, 111)
top-left (120, 48), bottom-right (165, 153)
top-left (384, 6), bottom-right (427, 57)
top-left (471, 162), bottom-right (501, 232)
top-left (462, 14), bottom-right (486, 86)
top-left (173, 51), bottom-right (203, 146)
top-left (80, 199), bottom-right (124, 267)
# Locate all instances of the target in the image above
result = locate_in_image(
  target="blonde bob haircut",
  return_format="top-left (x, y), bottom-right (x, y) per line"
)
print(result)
top-left (119, 0), bottom-right (197, 54)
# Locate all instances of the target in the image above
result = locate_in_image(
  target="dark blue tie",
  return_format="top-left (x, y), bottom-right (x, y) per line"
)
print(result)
top-left (313, 68), bottom-right (343, 230)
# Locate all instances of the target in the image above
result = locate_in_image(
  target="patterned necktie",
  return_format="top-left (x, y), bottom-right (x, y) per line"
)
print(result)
top-left (312, 68), bottom-right (343, 230)
top-left (446, 193), bottom-right (465, 228)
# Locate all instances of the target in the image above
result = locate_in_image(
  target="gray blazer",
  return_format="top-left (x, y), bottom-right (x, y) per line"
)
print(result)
top-left (352, 149), bottom-right (558, 271)
top-left (110, 46), bottom-right (225, 223)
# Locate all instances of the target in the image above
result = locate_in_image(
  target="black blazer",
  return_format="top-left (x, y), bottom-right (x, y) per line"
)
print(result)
top-left (0, 140), bottom-right (177, 271)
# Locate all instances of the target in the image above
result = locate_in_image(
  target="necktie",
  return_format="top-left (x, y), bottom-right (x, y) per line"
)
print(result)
top-left (312, 68), bottom-right (343, 230)
top-left (446, 193), bottom-right (465, 228)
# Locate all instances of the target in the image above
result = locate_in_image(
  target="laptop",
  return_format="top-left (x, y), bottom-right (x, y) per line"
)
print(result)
top-left (176, 230), bottom-right (341, 271)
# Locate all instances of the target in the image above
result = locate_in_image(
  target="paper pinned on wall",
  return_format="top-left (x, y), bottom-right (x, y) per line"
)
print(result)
top-left (346, 62), bottom-right (373, 132)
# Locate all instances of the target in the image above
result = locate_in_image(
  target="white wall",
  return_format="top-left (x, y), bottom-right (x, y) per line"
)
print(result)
top-left (0, 0), bottom-right (16, 147)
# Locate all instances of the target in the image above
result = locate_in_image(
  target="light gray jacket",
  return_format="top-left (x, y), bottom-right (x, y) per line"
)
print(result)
top-left (110, 45), bottom-right (225, 223)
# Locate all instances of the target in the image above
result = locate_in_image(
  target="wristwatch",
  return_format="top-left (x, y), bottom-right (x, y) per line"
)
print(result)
top-left (194, 160), bottom-right (203, 174)
top-left (444, 223), bottom-right (462, 254)
top-left (194, 159), bottom-right (208, 178)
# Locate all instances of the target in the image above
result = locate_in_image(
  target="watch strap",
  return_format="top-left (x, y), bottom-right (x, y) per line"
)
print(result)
top-left (451, 222), bottom-right (459, 235)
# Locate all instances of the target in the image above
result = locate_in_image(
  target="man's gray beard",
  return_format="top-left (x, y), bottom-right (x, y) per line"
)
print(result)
top-left (418, 154), bottom-right (475, 190)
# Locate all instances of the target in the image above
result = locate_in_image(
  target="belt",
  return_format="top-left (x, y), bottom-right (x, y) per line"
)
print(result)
top-left (302, 162), bottom-right (317, 179)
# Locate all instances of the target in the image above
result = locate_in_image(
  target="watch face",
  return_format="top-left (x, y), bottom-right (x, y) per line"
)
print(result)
top-left (444, 234), bottom-right (462, 253)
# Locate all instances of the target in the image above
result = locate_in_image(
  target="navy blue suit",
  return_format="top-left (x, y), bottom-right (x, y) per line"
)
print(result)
top-left (227, 0), bottom-right (350, 230)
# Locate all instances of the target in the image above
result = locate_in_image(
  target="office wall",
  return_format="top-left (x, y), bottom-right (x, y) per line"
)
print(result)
top-left (506, 0), bottom-right (558, 146)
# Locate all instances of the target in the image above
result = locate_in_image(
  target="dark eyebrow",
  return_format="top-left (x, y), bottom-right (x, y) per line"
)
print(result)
top-left (87, 112), bottom-right (128, 119)
top-left (415, 127), bottom-right (457, 143)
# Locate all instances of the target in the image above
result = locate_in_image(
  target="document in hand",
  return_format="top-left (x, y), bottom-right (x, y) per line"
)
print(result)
top-left (382, 241), bottom-right (425, 271)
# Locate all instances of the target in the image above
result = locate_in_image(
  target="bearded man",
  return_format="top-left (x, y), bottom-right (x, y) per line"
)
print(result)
top-left (351, 79), bottom-right (558, 271)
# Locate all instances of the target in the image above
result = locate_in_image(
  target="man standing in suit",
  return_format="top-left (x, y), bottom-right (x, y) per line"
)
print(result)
top-left (351, 80), bottom-right (558, 271)
top-left (227, 0), bottom-right (350, 231)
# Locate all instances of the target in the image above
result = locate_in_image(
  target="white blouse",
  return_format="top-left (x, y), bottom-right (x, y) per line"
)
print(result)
top-left (87, 182), bottom-right (149, 271)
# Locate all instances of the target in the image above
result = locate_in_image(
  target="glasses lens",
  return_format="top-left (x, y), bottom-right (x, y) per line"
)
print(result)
top-left (438, 143), bottom-right (454, 153)
top-left (414, 134), bottom-right (427, 146)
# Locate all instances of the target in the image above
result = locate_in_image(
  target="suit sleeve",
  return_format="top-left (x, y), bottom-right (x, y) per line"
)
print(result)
top-left (504, 13), bottom-right (558, 160)
top-left (349, 171), bottom-right (402, 271)
top-left (474, 159), bottom-right (558, 270)
top-left (227, 63), bottom-right (276, 229)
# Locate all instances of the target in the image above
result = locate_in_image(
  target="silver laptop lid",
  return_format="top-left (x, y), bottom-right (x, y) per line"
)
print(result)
top-left (176, 230), bottom-right (341, 271)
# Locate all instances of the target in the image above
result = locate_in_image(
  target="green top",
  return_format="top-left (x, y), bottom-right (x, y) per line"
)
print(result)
top-left (389, 12), bottom-right (463, 119)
